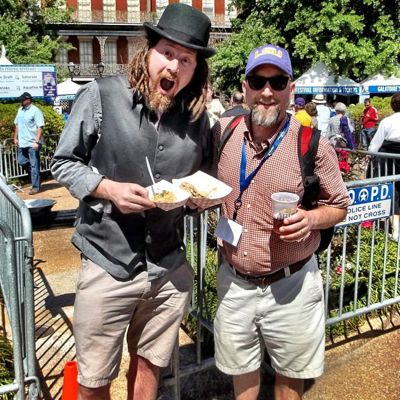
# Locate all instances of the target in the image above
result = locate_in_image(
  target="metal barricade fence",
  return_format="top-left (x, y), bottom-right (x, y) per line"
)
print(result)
top-left (0, 135), bottom-right (60, 184)
top-left (1, 146), bottom-right (400, 399)
top-left (0, 175), bottom-right (39, 399)
top-left (165, 150), bottom-right (400, 399)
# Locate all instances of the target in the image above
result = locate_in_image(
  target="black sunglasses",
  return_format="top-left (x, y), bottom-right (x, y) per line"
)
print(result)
top-left (246, 75), bottom-right (290, 91)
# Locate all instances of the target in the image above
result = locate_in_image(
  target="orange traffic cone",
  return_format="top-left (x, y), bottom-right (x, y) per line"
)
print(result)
top-left (61, 360), bottom-right (78, 400)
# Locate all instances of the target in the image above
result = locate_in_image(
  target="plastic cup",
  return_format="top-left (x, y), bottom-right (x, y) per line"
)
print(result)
top-left (271, 192), bottom-right (299, 233)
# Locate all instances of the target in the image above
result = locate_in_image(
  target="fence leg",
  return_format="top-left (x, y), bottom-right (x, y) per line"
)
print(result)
top-left (171, 337), bottom-right (180, 400)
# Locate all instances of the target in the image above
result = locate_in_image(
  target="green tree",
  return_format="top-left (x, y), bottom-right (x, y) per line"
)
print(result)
top-left (212, 0), bottom-right (400, 94)
top-left (0, 0), bottom-right (72, 64)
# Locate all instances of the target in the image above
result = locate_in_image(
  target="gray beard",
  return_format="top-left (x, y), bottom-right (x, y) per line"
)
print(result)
top-left (251, 104), bottom-right (282, 127)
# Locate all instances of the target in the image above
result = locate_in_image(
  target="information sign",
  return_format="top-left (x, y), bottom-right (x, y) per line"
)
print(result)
top-left (0, 64), bottom-right (57, 99)
top-left (337, 184), bottom-right (394, 227)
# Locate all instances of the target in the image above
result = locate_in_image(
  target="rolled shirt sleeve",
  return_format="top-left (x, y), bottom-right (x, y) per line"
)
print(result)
top-left (50, 81), bottom-right (104, 201)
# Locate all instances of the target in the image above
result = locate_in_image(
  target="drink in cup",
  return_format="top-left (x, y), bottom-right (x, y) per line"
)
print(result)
top-left (271, 192), bottom-right (299, 234)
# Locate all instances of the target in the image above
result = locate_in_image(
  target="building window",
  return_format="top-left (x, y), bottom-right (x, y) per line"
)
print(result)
top-left (103, 0), bottom-right (116, 22)
top-left (156, 0), bottom-right (168, 19)
top-left (180, 0), bottom-right (192, 5)
top-left (56, 48), bottom-right (68, 64)
top-left (203, 0), bottom-right (214, 19)
top-left (104, 41), bottom-right (117, 65)
top-left (79, 40), bottom-right (93, 65)
top-left (78, 0), bottom-right (91, 22)
top-left (127, 0), bottom-right (140, 23)
top-left (225, 2), bottom-right (237, 25)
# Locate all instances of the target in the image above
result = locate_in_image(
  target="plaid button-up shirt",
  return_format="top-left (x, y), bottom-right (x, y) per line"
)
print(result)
top-left (214, 114), bottom-right (350, 275)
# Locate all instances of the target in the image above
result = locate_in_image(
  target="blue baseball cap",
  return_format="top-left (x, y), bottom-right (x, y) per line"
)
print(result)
top-left (245, 44), bottom-right (293, 78)
top-left (295, 97), bottom-right (305, 107)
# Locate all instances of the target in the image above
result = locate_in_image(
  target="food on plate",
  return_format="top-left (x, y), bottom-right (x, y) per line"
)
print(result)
top-left (152, 190), bottom-right (177, 203)
top-left (179, 182), bottom-right (216, 198)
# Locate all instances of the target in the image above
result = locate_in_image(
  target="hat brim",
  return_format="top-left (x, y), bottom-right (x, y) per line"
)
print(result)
top-left (312, 99), bottom-right (327, 104)
top-left (246, 58), bottom-right (293, 79)
top-left (144, 23), bottom-right (216, 58)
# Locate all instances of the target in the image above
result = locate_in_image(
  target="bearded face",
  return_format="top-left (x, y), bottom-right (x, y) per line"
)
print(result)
top-left (148, 71), bottom-right (177, 113)
top-left (243, 65), bottom-right (294, 130)
top-left (251, 103), bottom-right (283, 127)
top-left (147, 38), bottom-right (197, 114)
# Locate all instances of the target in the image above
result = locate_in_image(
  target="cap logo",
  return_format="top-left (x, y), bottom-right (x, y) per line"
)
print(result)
top-left (254, 46), bottom-right (283, 60)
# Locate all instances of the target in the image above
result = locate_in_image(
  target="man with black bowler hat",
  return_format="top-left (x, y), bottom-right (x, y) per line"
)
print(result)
top-left (51, 4), bottom-right (215, 399)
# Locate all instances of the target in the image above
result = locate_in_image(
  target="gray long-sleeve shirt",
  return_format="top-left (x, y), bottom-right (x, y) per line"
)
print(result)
top-left (51, 75), bottom-right (212, 280)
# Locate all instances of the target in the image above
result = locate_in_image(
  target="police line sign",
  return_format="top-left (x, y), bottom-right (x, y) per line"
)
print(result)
top-left (337, 184), bottom-right (393, 227)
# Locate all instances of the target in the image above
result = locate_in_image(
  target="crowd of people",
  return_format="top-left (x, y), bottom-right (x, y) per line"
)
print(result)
top-left (9, 3), bottom-right (396, 399)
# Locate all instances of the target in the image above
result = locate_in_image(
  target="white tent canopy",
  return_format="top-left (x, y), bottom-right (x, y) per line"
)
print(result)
top-left (295, 61), bottom-right (360, 95)
top-left (360, 73), bottom-right (400, 94)
top-left (0, 45), bottom-right (12, 65)
top-left (56, 78), bottom-right (81, 100)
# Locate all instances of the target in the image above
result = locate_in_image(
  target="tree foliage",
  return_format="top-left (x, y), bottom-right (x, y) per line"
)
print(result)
top-left (212, 0), bottom-right (400, 94)
top-left (0, 0), bottom-right (71, 64)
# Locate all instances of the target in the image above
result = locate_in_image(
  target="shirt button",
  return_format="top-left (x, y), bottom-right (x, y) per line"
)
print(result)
top-left (155, 173), bottom-right (161, 179)
top-left (158, 145), bottom-right (164, 151)
top-left (244, 229), bottom-right (248, 233)
top-left (244, 251), bottom-right (248, 256)
top-left (247, 204), bottom-right (251, 209)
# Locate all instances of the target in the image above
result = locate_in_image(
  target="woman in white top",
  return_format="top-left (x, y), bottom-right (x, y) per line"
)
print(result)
top-left (368, 93), bottom-right (400, 153)
top-left (368, 93), bottom-right (400, 240)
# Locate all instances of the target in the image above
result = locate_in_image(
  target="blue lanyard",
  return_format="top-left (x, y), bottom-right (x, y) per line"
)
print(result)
top-left (233, 116), bottom-right (291, 220)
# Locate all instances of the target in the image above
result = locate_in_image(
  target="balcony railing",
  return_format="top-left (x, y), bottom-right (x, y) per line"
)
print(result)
top-left (70, 10), bottom-right (234, 27)
top-left (57, 63), bottom-right (128, 79)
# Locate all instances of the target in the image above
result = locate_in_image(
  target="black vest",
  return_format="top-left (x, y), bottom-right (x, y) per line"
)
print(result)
top-left (75, 75), bottom-right (211, 279)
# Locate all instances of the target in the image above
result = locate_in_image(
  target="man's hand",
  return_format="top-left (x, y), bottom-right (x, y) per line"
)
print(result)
top-left (32, 142), bottom-right (39, 150)
top-left (93, 179), bottom-right (156, 214)
top-left (277, 205), bottom-right (347, 242)
top-left (276, 208), bottom-right (312, 242)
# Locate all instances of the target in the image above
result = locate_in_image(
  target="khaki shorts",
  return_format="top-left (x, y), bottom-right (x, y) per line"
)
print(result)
top-left (214, 256), bottom-right (325, 379)
top-left (73, 256), bottom-right (193, 388)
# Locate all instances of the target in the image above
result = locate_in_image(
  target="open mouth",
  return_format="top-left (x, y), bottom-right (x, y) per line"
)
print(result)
top-left (160, 78), bottom-right (175, 92)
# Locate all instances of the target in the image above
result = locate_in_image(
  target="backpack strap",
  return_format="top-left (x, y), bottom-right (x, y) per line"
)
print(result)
top-left (298, 125), bottom-right (321, 210)
top-left (217, 114), bottom-right (246, 161)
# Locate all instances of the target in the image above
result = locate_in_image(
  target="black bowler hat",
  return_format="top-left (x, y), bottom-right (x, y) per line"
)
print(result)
top-left (20, 92), bottom-right (33, 101)
top-left (144, 3), bottom-right (216, 58)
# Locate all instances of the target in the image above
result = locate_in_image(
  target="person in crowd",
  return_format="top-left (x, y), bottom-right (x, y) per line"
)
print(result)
top-left (312, 94), bottom-right (331, 137)
top-left (206, 84), bottom-right (226, 126)
top-left (327, 98), bottom-right (337, 118)
top-left (327, 102), bottom-right (356, 149)
top-left (213, 43), bottom-right (350, 400)
top-left (361, 97), bottom-right (379, 149)
top-left (51, 4), bottom-right (215, 399)
top-left (368, 93), bottom-right (400, 240)
top-left (294, 96), bottom-right (312, 126)
top-left (305, 101), bottom-right (318, 128)
top-left (13, 92), bottom-right (44, 194)
top-left (221, 90), bottom-right (249, 117)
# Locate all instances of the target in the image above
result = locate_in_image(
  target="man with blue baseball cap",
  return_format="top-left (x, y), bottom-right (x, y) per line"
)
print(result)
top-left (213, 44), bottom-right (350, 399)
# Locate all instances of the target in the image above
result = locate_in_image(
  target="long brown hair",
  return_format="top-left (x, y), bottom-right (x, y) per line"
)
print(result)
top-left (127, 38), bottom-right (209, 121)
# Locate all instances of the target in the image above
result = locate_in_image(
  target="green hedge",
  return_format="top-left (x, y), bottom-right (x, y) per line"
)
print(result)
top-left (0, 333), bottom-right (14, 399)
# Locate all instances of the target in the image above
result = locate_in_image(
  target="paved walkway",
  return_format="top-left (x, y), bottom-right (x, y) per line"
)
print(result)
top-left (33, 231), bottom-right (400, 400)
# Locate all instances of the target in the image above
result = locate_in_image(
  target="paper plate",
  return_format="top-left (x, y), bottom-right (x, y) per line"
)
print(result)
top-left (173, 171), bottom-right (232, 208)
top-left (148, 180), bottom-right (190, 211)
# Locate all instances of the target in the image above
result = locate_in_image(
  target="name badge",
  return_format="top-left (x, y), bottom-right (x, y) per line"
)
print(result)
top-left (215, 216), bottom-right (243, 247)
